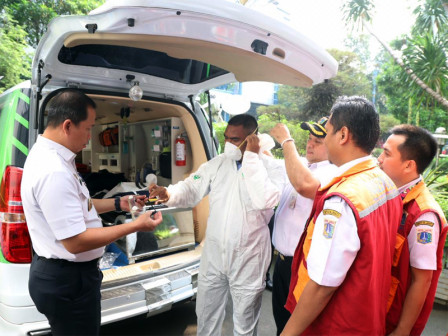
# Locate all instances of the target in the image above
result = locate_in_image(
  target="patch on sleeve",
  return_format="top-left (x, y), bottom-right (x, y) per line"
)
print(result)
top-left (193, 175), bottom-right (201, 180)
top-left (416, 227), bottom-right (433, 244)
top-left (322, 209), bottom-right (342, 218)
top-left (415, 220), bottom-right (434, 227)
top-left (323, 216), bottom-right (337, 239)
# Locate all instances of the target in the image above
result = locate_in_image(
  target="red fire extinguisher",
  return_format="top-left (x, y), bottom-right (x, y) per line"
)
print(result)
top-left (175, 134), bottom-right (186, 166)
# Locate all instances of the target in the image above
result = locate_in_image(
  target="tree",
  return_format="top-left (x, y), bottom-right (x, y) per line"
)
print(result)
top-left (342, 0), bottom-right (448, 110)
top-left (377, 47), bottom-right (448, 132)
top-left (0, 12), bottom-right (31, 93)
top-left (0, 0), bottom-right (105, 48)
top-left (256, 114), bottom-right (309, 158)
top-left (257, 102), bottom-right (298, 122)
top-left (259, 48), bottom-right (371, 122)
top-left (413, 0), bottom-right (448, 36)
top-left (379, 113), bottom-right (400, 141)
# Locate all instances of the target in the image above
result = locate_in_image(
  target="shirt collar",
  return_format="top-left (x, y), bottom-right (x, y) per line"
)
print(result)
top-left (398, 176), bottom-right (422, 194)
top-left (308, 160), bottom-right (331, 170)
top-left (336, 155), bottom-right (372, 176)
top-left (37, 135), bottom-right (77, 164)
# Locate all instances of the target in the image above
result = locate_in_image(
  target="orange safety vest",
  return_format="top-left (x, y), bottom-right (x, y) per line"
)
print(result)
top-left (386, 181), bottom-right (448, 336)
top-left (285, 159), bottom-right (402, 335)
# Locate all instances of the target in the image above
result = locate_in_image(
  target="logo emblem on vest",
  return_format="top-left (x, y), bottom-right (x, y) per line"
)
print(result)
top-left (323, 216), bottom-right (336, 239)
top-left (416, 227), bottom-right (433, 244)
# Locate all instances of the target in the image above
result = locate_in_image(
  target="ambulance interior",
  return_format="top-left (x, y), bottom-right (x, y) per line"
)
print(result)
top-left (44, 94), bottom-right (209, 269)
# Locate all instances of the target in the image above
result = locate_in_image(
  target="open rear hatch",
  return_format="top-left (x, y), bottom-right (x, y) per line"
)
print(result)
top-left (33, 0), bottom-right (337, 100)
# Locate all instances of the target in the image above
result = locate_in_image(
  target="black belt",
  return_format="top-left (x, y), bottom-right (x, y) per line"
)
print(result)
top-left (36, 255), bottom-right (100, 267)
top-left (274, 250), bottom-right (293, 261)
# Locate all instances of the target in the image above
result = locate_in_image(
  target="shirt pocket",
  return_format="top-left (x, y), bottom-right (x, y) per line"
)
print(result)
top-left (79, 183), bottom-right (92, 214)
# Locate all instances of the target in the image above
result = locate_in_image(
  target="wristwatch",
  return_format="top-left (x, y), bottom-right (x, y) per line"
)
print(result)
top-left (114, 196), bottom-right (122, 212)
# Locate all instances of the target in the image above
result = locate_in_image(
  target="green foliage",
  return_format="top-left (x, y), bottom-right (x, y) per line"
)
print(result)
top-left (341, 0), bottom-right (375, 27)
top-left (377, 48), bottom-right (448, 132)
top-left (423, 160), bottom-right (448, 197)
top-left (343, 0), bottom-right (448, 130)
top-left (257, 114), bottom-right (308, 158)
top-left (257, 105), bottom-right (292, 122)
top-left (412, 0), bottom-right (448, 37)
top-left (371, 148), bottom-right (382, 158)
top-left (198, 92), bottom-right (208, 105)
top-left (422, 159), bottom-right (448, 219)
top-left (270, 49), bottom-right (371, 122)
top-left (328, 48), bottom-right (371, 98)
top-left (0, 0), bottom-right (105, 47)
top-left (379, 113), bottom-right (400, 141)
top-left (213, 122), bottom-right (227, 154)
top-left (300, 81), bottom-right (340, 120)
top-left (402, 33), bottom-right (448, 100)
top-left (342, 34), bottom-right (371, 73)
top-left (422, 159), bottom-right (448, 250)
top-left (0, 12), bottom-right (31, 93)
top-left (0, 0), bottom-right (105, 91)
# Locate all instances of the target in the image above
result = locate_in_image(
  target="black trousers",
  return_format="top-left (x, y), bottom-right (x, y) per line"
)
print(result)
top-left (29, 254), bottom-right (103, 336)
top-left (272, 254), bottom-right (293, 336)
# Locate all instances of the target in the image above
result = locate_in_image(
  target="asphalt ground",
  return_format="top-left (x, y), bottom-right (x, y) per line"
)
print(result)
top-left (100, 282), bottom-right (447, 335)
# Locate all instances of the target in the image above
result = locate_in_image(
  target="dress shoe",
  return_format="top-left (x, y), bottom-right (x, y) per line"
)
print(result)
top-left (266, 278), bottom-right (273, 291)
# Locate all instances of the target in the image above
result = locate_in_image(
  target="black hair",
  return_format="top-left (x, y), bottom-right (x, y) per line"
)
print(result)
top-left (329, 96), bottom-right (379, 153)
top-left (390, 124), bottom-right (438, 174)
top-left (227, 114), bottom-right (258, 135)
top-left (46, 89), bottom-right (96, 128)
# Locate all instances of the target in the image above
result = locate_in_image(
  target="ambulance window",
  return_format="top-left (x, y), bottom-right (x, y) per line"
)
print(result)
top-left (58, 44), bottom-right (228, 85)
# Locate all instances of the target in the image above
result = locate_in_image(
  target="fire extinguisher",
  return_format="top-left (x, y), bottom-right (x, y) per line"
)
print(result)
top-left (175, 134), bottom-right (186, 166)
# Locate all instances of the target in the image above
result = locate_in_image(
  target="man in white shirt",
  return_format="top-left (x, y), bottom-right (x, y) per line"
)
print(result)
top-left (379, 125), bottom-right (447, 335)
top-left (21, 89), bottom-right (162, 335)
top-left (282, 96), bottom-right (402, 336)
top-left (269, 118), bottom-right (336, 335)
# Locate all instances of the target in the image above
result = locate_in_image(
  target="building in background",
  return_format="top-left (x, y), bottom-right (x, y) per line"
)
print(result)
top-left (210, 82), bottom-right (279, 121)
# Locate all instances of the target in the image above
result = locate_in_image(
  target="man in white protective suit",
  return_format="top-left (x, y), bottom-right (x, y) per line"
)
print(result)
top-left (149, 114), bottom-right (283, 336)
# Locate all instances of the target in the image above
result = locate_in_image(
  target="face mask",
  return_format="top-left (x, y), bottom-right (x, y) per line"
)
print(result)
top-left (223, 141), bottom-right (242, 161)
top-left (258, 133), bottom-right (275, 153)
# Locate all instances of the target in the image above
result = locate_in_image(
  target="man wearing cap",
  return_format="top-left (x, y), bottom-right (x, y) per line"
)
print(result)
top-left (269, 117), bottom-right (336, 335)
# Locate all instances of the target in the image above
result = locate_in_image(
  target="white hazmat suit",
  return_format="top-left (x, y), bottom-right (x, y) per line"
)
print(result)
top-left (165, 149), bottom-right (283, 335)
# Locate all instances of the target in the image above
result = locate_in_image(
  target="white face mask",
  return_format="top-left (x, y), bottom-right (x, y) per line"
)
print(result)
top-left (223, 141), bottom-right (242, 161)
top-left (258, 133), bottom-right (275, 153)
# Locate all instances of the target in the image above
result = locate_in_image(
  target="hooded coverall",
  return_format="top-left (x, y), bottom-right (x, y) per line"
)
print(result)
top-left (165, 150), bottom-right (282, 336)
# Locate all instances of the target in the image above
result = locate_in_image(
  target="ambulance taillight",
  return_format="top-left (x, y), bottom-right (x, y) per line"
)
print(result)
top-left (0, 166), bottom-right (32, 263)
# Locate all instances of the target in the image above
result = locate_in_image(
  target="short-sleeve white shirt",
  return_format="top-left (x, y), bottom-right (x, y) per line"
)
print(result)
top-left (399, 178), bottom-right (439, 270)
top-left (272, 159), bottom-right (337, 257)
top-left (307, 156), bottom-right (373, 287)
top-left (21, 136), bottom-right (104, 261)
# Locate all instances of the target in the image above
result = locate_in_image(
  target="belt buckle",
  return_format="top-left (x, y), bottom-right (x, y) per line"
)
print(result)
top-left (274, 250), bottom-right (285, 261)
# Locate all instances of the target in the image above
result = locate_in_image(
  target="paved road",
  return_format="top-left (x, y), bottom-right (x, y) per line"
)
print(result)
top-left (100, 289), bottom-right (447, 335)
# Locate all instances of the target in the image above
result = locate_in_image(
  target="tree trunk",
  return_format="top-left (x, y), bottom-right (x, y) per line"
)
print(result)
top-left (363, 19), bottom-right (448, 110)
